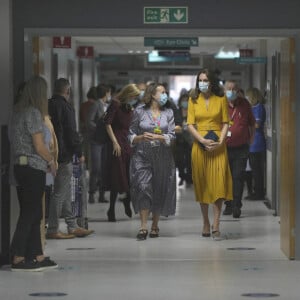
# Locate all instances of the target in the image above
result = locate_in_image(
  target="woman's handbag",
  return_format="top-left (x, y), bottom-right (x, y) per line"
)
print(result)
top-left (198, 130), bottom-right (219, 150)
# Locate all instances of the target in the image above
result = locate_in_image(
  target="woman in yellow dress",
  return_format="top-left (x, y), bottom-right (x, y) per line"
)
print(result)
top-left (187, 68), bottom-right (232, 239)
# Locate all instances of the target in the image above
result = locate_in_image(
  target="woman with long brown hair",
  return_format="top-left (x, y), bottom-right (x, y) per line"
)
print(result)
top-left (187, 69), bottom-right (232, 239)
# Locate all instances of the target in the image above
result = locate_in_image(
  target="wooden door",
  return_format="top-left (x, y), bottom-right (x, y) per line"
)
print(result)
top-left (280, 38), bottom-right (295, 259)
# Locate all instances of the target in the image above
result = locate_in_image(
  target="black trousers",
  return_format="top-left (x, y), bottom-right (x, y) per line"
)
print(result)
top-left (225, 145), bottom-right (249, 209)
top-left (249, 151), bottom-right (265, 198)
top-left (10, 165), bottom-right (45, 260)
top-left (175, 141), bottom-right (192, 183)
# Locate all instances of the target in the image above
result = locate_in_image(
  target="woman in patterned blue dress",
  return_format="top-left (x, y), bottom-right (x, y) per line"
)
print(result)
top-left (129, 83), bottom-right (176, 240)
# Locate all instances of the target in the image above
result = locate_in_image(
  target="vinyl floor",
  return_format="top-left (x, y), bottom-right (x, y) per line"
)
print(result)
top-left (1, 180), bottom-right (299, 300)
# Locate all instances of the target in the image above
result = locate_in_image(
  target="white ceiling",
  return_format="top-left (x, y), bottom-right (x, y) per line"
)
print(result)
top-left (73, 36), bottom-right (274, 56)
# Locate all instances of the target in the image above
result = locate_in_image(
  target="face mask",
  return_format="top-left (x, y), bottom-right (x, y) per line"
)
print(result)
top-left (139, 90), bottom-right (145, 100)
top-left (198, 82), bottom-right (209, 93)
top-left (181, 101), bottom-right (188, 109)
top-left (106, 95), bottom-right (112, 102)
top-left (226, 90), bottom-right (237, 101)
top-left (128, 99), bottom-right (138, 107)
top-left (159, 93), bottom-right (168, 106)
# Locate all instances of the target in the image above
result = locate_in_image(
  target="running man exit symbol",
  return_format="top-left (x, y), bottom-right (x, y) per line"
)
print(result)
top-left (144, 7), bottom-right (188, 24)
top-left (160, 9), bottom-right (169, 23)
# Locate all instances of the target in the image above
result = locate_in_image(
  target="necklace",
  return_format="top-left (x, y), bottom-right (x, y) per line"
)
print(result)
top-left (148, 109), bottom-right (162, 134)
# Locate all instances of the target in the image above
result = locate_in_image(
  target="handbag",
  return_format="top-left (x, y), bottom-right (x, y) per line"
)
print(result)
top-left (198, 130), bottom-right (219, 150)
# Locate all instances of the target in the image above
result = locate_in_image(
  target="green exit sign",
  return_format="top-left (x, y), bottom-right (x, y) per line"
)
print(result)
top-left (144, 7), bottom-right (188, 24)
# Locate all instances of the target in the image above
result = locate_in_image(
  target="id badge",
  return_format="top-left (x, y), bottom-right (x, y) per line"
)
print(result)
top-left (227, 131), bottom-right (232, 137)
top-left (19, 156), bottom-right (28, 165)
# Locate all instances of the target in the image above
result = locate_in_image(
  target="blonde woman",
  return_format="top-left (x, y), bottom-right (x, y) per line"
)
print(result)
top-left (104, 83), bottom-right (141, 222)
top-left (245, 87), bottom-right (266, 200)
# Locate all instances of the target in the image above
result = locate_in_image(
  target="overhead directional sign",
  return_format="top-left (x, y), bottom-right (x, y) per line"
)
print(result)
top-left (144, 37), bottom-right (198, 48)
top-left (144, 7), bottom-right (188, 24)
top-left (236, 57), bottom-right (267, 64)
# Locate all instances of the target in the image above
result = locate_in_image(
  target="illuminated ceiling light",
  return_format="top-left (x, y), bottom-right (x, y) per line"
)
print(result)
top-left (136, 50), bottom-right (141, 54)
top-left (128, 50), bottom-right (134, 54)
top-left (215, 48), bottom-right (240, 59)
top-left (151, 50), bottom-right (159, 56)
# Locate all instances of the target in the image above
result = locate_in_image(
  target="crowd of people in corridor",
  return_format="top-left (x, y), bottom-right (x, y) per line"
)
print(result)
top-left (7, 68), bottom-right (266, 271)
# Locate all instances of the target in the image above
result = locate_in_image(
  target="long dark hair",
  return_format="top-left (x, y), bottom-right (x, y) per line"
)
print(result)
top-left (143, 82), bottom-right (172, 109)
top-left (190, 68), bottom-right (224, 101)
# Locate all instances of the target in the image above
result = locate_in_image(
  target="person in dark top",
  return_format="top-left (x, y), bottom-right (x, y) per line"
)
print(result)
top-left (223, 80), bottom-right (256, 218)
top-left (86, 83), bottom-right (111, 203)
top-left (174, 92), bottom-right (193, 186)
top-left (79, 86), bottom-right (97, 170)
top-left (47, 78), bottom-right (94, 239)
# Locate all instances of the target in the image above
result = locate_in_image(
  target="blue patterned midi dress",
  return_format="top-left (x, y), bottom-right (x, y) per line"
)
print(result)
top-left (129, 105), bottom-right (176, 216)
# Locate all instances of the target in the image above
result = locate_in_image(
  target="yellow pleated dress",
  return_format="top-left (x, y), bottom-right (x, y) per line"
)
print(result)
top-left (187, 94), bottom-right (233, 204)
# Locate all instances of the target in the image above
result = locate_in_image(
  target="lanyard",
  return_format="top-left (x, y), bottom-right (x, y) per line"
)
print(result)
top-left (148, 111), bottom-right (161, 128)
top-left (230, 108), bottom-right (237, 121)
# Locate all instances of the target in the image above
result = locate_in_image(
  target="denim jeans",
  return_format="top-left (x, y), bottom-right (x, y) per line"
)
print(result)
top-left (225, 144), bottom-right (249, 209)
top-left (10, 165), bottom-right (45, 259)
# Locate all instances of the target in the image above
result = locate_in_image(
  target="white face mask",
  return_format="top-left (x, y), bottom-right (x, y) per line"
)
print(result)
top-left (198, 82), bottom-right (209, 93)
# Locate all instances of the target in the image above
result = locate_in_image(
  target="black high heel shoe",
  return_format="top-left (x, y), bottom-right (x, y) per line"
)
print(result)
top-left (122, 198), bottom-right (132, 218)
top-left (149, 227), bottom-right (159, 238)
top-left (136, 229), bottom-right (148, 241)
top-left (107, 210), bottom-right (116, 222)
top-left (211, 226), bottom-right (221, 240)
top-left (202, 223), bottom-right (211, 237)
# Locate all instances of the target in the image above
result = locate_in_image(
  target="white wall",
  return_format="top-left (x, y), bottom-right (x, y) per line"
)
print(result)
top-left (0, 0), bottom-right (12, 124)
top-left (0, 0), bottom-right (12, 259)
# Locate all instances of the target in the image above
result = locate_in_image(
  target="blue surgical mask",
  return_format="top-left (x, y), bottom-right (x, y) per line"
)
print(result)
top-left (139, 90), bottom-right (145, 100)
top-left (128, 99), bottom-right (138, 106)
top-left (198, 82), bottom-right (209, 93)
top-left (181, 101), bottom-right (188, 109)
top-left (159, 93), bottom-right (168, 106)
top-left (226, 90), bottom-right (237, 101)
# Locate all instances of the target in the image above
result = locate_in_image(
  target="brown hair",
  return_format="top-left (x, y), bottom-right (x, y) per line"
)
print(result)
top-left (190, 68), bottom-right (224, 101)
top-left (14, 75), bottom-right (48, 117)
